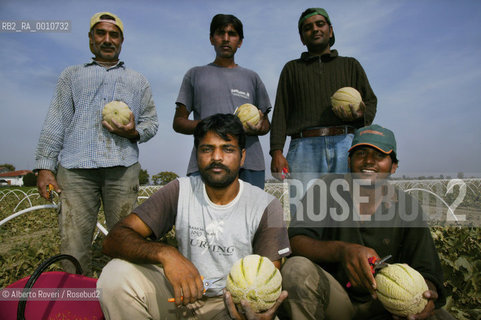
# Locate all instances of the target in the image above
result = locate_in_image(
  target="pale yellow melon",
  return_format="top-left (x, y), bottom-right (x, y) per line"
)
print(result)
top-left (330, 87), bottom-right (363, 118)
top-left (102, 101), bottom-right (131, 127)
top-left (375, 263), bottom-right (429, 316)
top-left (226, 255), bottom-right (282, 313)
top-left (234, 104), bottom-right (260, 129)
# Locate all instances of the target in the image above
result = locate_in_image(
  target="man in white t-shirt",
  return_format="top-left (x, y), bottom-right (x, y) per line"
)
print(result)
top-left (97, 114), bottom-right (290, 320)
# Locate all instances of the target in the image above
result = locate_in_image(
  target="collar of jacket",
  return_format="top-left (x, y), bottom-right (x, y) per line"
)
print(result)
top-left (301, 49), bottom-right (338, 63)
top-left (84, 59), bottom-right (125, 69)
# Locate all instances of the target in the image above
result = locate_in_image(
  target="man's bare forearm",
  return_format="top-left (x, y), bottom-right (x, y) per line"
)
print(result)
top-left (172, 104), bottom-right (199, 134)
top-left (173, 117), bottom-right (199, 134)
top-left (102, 223), bottom-right (174, 265)
top-left (290, 235), bottom-right (346, 264)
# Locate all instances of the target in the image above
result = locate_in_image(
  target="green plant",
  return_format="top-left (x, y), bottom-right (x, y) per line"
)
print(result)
top-left (139, 168), bottom-right (150, 185)
top-left (22, 172), bottom-right (37, 187)
top-left (431, 226), bottom-right (481, 319)
top-left (152, 171), bottom-right (179, 186)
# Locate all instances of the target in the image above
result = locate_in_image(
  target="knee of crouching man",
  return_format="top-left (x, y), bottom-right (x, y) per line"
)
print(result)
top-left (97, 258), bottom-right (133, 294)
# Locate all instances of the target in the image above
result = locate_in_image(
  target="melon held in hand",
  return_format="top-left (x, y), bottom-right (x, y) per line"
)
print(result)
top-left (102, 101), bottom-right (131, 127)
top-left (375, 263), bottom-right (429, 316)
top-left (330, 87), bottom-right (363, 119)
top-left (226, 254), bottom-right (282, 313)
top-left (234, 104), bottom-right (260, 129)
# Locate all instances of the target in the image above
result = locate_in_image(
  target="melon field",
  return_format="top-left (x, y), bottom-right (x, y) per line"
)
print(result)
top-left (1, 180), bottom-right (480, 319)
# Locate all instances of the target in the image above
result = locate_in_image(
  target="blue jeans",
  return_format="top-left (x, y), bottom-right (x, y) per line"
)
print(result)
top-left (239, 169), bottom-right (265, 190)
top-left (286, 134), bottom-right (354, 216)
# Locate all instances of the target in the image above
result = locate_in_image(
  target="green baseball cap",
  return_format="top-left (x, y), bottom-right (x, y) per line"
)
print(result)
top-left (298, 8), bottom-right (335, 46)
top-left (349, 124), bottom-right (397, 155)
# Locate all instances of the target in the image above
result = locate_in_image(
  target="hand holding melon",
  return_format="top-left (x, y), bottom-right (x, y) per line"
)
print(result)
top-left (226, 255), bottom-right (283, 313)
top-left (331, 87), bottom-right (365, 121)
top-left (234, 104), bottom-right (261, 130)
top-left (375, 263), bottom-right (431, 317)
top-left (102, 101), bottom-right (139, 140)
top-left (102, 101), bottom-right (132, 128)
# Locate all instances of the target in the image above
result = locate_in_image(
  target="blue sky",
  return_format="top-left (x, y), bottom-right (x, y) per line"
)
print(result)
top-left (1, 0), bottom-right (480, 179)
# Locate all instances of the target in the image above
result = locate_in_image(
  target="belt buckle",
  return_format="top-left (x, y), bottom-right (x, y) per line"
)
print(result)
top-left (338, 125), bottom-right (349, 135)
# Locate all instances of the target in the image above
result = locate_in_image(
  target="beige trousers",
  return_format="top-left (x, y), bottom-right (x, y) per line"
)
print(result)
top-left (57, 163), bottom-right (140, 275)
top-left (281, 256), bottom-right (455, 320)
top-left (97, 259), bottom-right (231, 320)
top-left (281, 256), bottom-right (390, 320)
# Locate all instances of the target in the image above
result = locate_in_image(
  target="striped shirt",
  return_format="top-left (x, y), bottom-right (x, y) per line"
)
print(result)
top-left (35, 60), bottom-right (158, 172)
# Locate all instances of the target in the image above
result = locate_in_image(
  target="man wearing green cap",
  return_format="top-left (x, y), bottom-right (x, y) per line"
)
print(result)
top-left (270, 8), bottom-right (377, 194)
top-left (34, 12), bottom-right (158, 275)
top-left (280, 125), bottom-right (451, 319)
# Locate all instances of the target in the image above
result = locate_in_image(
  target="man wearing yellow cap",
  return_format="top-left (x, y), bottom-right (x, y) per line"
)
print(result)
top-left (270, 8), bottom-right (377, 195)
top-left (87, 12), bottom-right (124, 67)
top-left (34, 12), bottom-right (158, 275)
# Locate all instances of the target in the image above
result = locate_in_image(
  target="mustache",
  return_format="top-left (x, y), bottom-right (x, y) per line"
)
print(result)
top-left (101, 44), bottom-right (116, 49)
top-left (206, 163), bottom-right (230, 171)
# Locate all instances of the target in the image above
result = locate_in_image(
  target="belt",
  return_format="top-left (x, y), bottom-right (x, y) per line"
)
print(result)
top-left (291, 126), bottom-right (355, 139)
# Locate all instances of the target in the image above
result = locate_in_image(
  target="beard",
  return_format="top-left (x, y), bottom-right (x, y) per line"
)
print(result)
top-left (90, 42), bottom-right (120, 62)
top-left (199, 162), bottom-right (239, 189)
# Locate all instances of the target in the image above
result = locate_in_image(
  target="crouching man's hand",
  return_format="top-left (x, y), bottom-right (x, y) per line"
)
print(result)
top-left (223, 289), bottom-right (288, 320)
top-left (392, 280), bottom-right (438, 320)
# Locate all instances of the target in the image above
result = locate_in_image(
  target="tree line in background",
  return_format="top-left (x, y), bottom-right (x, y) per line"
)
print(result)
top-left (0, 163), bottom-right (15, 172)
top-left (140, 169), bottom-right (179, 186)
top-left (2, 163), bottom-right (477, 188)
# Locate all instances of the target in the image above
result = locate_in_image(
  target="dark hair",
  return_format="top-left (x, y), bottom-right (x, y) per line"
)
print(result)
top-left (298, 8), bottom-right (331, 35)
top-left (194, 113), bottom-right (246, 150)
top-left (210, 14), bottom-right (244, 40)
top-left (349, 147), bottom-right (399, 164)
top-left (100, 14), bottom-right (116, 22)
top-left (389, 151), bottom-right (398, 164)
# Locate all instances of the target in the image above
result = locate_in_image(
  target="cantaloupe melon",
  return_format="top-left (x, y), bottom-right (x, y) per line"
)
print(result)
top-left (102, 101), bottom-right (131, 127)
top-left (375, 263), bottom-right (429, 316)
top-left (234, 104), bottom-right (260, 129)
top-left (330, 87), bottom-right (363, 119)
top-left (226, 255), bottom-right (282, 313)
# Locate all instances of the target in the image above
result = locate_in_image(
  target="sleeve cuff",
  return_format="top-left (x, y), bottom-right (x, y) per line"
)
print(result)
top-left (34, 158), bottom-right (58, 173)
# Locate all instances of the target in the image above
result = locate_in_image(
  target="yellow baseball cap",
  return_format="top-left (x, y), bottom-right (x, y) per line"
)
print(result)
top-left (90, 12), bottom-right (124, 34)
